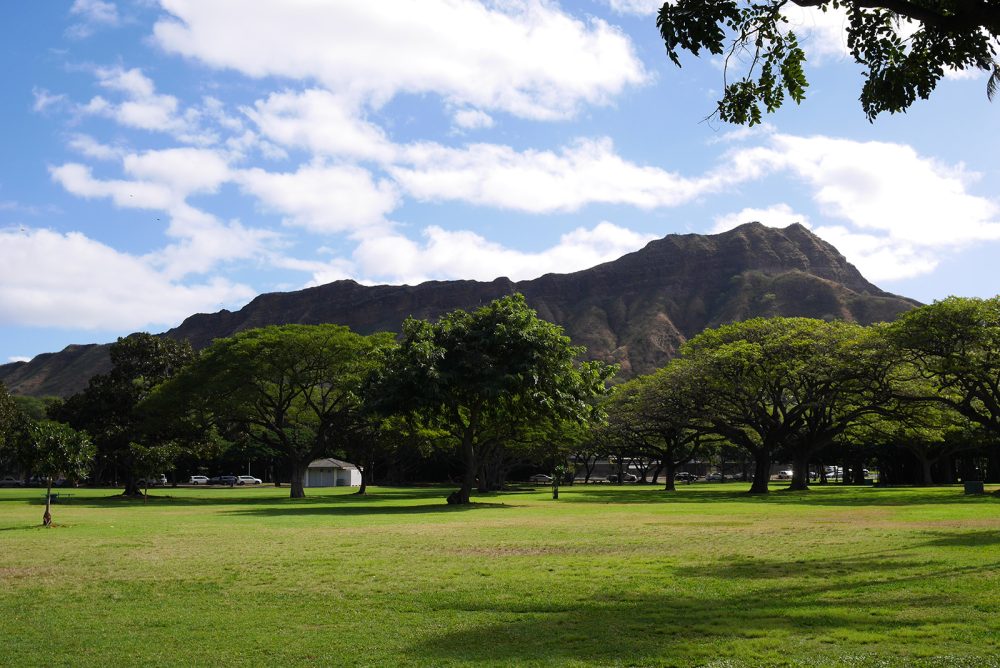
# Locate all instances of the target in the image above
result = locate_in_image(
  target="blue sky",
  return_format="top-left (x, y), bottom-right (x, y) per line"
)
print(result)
top-left (2, 0), bottom-right (999, 364)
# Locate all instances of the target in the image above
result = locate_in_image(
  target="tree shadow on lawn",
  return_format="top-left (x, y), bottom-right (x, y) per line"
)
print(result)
top-left (223, 500), bottom-right (515, 518)
top-left (27, 485), bottom-right (483, 508)
top-left (560, 485), bottom-right (1000, 507)
top-left (407, 547), bottom-right (998, 666)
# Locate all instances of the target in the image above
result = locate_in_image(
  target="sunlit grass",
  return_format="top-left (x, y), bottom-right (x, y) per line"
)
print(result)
top-left (2, 483), bottom-right (999, 667)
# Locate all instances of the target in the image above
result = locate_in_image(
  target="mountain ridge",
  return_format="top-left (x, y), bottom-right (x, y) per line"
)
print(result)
top-left (0, 222), bottom-right (919, 397)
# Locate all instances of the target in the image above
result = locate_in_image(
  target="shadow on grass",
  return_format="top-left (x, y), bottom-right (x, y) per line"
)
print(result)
top-left (406, 549), bottom-right (998, 666)
top-left (559, 484), bottom-right (1000, 507)
top-left (223, 500), bottom-right (514, 517)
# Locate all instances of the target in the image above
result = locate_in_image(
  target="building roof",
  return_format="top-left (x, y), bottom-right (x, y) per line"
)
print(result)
top-left (307, 458), bottom-right (358, 470)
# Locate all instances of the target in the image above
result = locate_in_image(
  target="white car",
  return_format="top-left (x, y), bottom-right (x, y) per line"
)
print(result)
top-left (775, 470), bottom-right (794, 480)
top-left (236, 475), bottom-right (262, 485)
top-left (189, 475), bottom-right (210, 485)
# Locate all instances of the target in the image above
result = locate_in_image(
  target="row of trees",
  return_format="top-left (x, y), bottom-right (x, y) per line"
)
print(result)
top-left (0, 295), bottom-right (614, 505)
top-left (599, 296), bottom-right (1000, 493)
top-left (2, 294), bottom-right (998, 508)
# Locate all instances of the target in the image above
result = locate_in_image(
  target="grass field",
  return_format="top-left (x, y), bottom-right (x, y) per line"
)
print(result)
top-left (2, 483), bottom-right (999, 667)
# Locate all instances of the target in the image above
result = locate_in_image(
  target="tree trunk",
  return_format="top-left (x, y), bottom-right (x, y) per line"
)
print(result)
top-left (749, 451), bottom-right (770, 494)
top-left (42, 477), bottom-right (53, 527)
top-left (919, 455), bottom-right (934, 486)
top-left (663, 461), bottom-right (676, 492)
top-left (289, 460), bottom-right (307, 498)
top-left (787, 452), bottom-right (810, 491)
top-left (454, 432), bottom-right (476, 504)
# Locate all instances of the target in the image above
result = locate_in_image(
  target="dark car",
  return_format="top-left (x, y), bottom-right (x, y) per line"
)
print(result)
top-left (607, 473), bottom-right (638, 483)
top-left (209, 475), bottom-right (238, 485)
top-left (675, 472), bottom-right (697, 482)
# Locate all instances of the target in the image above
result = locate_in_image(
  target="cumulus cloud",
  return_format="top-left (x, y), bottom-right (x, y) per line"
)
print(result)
top-left (0, 227), bottom-right (253, 330)
top-left (153, 0), bottom-right (647, 120)
top-left (711, 204), bottom-right (809, 233)
top-left (244, 89), bottom-right (395, 162)
top-left (352, 221), bottom-right (657, 285)
top-left (80, 66), bottom-right (216, 144)
top-left (756, 134), bottom-right (1000, 246)
top-left (236, 163), bottom-right (399, 233)
top-left (452, 109), bottom-right (495, 130)
top-left (390, 137), bottom-right (737, 213)
top-left (713, 134), bottom-right (1000, 282)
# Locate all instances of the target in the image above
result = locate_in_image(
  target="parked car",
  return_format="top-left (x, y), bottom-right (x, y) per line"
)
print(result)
top-left (528, 473), bottom-right (553, 484)
top-left (212, 475), bottom-right (238, 486)
top-left (0, 476), bottom-right (23, 487)
top-left (704, 472), bottom-right (723, 482)
top-left (775, 470), bottom-right (794, 480)
top-left (188, 475), bottom-right (210, 485)
top-left (237, 475), bottom-right (262, 485)
top-left (607, 473), bottom-right (638, 483)
top-left (137, 474), bottom-right (167, 487)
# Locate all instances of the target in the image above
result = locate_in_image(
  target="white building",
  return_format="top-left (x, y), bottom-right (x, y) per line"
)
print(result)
top-left (303, 458), bottom-right (362, 487)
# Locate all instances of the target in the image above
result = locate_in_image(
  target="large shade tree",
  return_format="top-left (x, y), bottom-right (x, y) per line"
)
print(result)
top-left (679, 318), bottom-right (898, 493)
top-left (657, 0), bottom-right (1000, 123)
top-left (371, 294), bottom-right (615, 504)
top-left (890, 296), bottom-right (1000, 436)
top-left (149, 324), bottom-right (395, 499)
top-left (50, 333), bottom-right (194, 494)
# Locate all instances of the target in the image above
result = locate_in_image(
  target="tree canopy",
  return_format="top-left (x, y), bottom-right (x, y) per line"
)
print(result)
top-left (371, 294), bottom-right (615, 504)
top-left (149, 324), bottom-right (395, 498)
top-left (657, 0), bottom-right (1000, 123)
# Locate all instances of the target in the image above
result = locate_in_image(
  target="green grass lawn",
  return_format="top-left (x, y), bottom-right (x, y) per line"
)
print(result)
top-left (2, 483), bottom-right (999, 667)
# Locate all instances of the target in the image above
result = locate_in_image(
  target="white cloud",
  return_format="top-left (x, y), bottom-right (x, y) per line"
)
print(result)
top-left (715, 133), bottom-right (1000, 282)
top-left (153, 0), bottom-right (647, 120)
top-left (0, 228), bottom-right (253, 330)
top-left (149, 204), bottom-right (276, 279)
top-left (237, 163), bottom-right (399, 233)
top-left (602, 0), bottom-right (664, 16)
top-left (123, 147), bottom-right (230, 197)
top-left (781, 5), bottom-right (852, 62)
top-left (32, 87), bottom-right (67, 113)
top-left (453, 109), bottom-right (495, 130)
top-left (68, 134), bottom-right (124, 160)
top-left (810, 225), bottom-right (939, 281)
top-left (352, 221), bottom-right (657, 285)
top-left (67, 0), bottom-right (120, 38)
top-left (391, 137), bottom-right (733, 213)
top-left (7, 356), bottom-right (32, 364)
top-left (244, 89), bottom-right (395, 162)
top-left (50, 162), bottom-right (175, 210)
top-left (81, 67), bottom-right (216, 144)
top-left (711, 204), bottom-right (808, 233)
top-left (759, 134), bottom-right (1000, 246)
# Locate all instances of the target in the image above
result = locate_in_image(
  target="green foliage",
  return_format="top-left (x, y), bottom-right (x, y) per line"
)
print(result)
top-left (678, 317), bottom-right (898, 491)
top-left (657, 0), bottom-right (1000, 123)
top-left (0, 382), bottom-right (18, 448)
top-left (49, 333), bottom-right (194, 491)
top-left (889, 296), bottom-right (1000, 434)
top-left (151, 324), bottom-right (395, 497)
top-left (29, 420), bottom-right (94, 482)
top-left (372, 294), bottom-right (616, 501)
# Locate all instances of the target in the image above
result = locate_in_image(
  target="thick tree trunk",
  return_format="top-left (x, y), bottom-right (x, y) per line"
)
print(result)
top-left (453, 433), bottom-right (475, 504)
top-left (787, 452), bottom-right (810, 491)
top-left (42, 477), bottom-right (53, 527)
top-left (289, 460), bottom-right (307, 498)
top-left (663, 461), bottom-right (676, 492)
top-left (919, 456), bottom-right (934, 486)
top-left (749, 452), bottom-right (771, 494)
